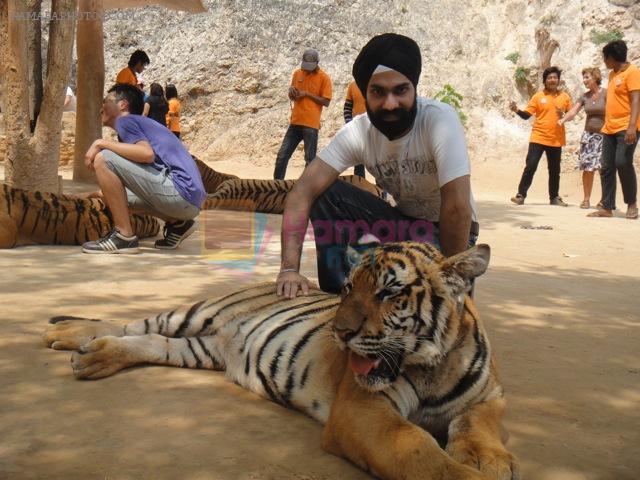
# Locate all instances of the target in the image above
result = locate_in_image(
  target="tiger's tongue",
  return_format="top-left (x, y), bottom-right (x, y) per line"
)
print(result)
top-left (349, 352), bottom-right (381, 375)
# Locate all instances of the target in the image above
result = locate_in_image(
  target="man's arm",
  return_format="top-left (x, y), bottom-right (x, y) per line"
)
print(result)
top-left (298, 90), bottom-right (330, 107)
top-left (438, 175), bottom-right (472, 257)
top-left (278, 159), bottom-right (340, 298)
top-left (344, 99), bottom-right (354, 123)
top-left (98, 139), bottom-right (155, 164)
top-left (626, 90), bottom-right (640, 144)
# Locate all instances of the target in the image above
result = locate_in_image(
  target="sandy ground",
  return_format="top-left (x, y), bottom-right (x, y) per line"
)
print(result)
top-left (1, 157), bottom-right (639, 480)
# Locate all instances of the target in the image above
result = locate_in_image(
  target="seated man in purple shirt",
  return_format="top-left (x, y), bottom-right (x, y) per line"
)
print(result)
top-left (82, 83), bottom-right (205, 254)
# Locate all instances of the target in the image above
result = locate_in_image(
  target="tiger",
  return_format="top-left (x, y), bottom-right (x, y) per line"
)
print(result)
top-left (192, 156), bottom-right (239, 193)
top-left (43, 241), bottom-right (518, 480)
top-left (0, 183), bottom-right (160, 249)
top-left (201, 175), bottom-right (384, 213)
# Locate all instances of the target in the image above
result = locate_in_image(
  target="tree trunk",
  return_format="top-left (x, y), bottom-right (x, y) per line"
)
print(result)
top-left (2, 0), bottom-right (33, 186)
top-left (536, 28), bottom-right (559, 72)
top-left (26, 0), bottom-right (43, 132)
top-left (30, 0), bottom-right (76, 192)
top-left (73, 0), bottom-right (103, 183)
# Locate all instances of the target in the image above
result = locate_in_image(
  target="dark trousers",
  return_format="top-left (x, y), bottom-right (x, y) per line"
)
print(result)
top-left (309, 181), bottom-right (479, 293)
top-left (273, 125), bottom-right (318, 180)
top-left (517, 142), bottom-right (562, 200)
top-left (600, 131), bottom-right (638, 211)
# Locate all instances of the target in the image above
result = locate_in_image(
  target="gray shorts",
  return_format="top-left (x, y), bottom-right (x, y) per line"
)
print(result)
top-left (102, 149), bottom-right (199, 221)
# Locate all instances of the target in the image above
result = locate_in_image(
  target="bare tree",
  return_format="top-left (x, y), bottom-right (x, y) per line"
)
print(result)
top-left (536, 27), bottom-right (559, 71)
top-left (1, 0), bottom-right (77, 192)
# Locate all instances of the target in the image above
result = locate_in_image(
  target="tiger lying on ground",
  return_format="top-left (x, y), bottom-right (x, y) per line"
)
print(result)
top-left (193, 156), bottom-right (239, 193)
top-left (0, 184), bottom-right (160, 249)
top-left (44, 241), bottom-right (518, 480)
top-left (202, 175), bottom-right (384, 213)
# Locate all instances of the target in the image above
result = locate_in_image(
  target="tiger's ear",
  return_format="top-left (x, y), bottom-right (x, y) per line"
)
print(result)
top-left (345, 235), bottom-right (381, 270)
top-left (442, 244), bottom-right (490, 281)
top-left (345, 246), bottom-right (363, 269)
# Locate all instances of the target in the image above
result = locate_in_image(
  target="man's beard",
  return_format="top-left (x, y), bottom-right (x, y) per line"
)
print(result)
top-left (366, 99), bottom-right (417, 140)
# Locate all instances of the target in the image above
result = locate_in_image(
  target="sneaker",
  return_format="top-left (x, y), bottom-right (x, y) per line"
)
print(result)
top-left (550, 196), bottom-right (568, 207)
top-left (510, 194), bottom-right (525, 205)
top-left (154, 219), bottom-right (196, 250)
top-left (82, 229), bottom-right (139, 254)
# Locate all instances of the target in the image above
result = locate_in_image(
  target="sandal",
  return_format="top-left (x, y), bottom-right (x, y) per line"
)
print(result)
top-left (626, 206), bottom-right (638, 219)
top-left (587, 209), bottom-right (613, 218)
top-left (580, 201), bottom-right (590, 209)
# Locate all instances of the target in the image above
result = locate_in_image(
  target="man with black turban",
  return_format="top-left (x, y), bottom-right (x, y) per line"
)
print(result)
top-left (277, 33), bottom-right (479, 298)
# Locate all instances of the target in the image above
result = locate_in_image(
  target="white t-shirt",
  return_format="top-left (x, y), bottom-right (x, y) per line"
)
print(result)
top-left (63, 86), bottom-right (76, 112)
top-left (319, 97), bottom-right (477, 222)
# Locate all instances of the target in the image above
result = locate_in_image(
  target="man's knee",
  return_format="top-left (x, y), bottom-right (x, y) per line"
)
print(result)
top-left (95, 149), bottom-right (122, 172)
top-left (93, 151), bottom-right (107, 169)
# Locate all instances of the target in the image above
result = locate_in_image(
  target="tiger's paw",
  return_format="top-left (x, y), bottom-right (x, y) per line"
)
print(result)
top-left (43, 316), bottom-right (123, 351)
top-left (447, 441), bottom-right (519, 480)
top-left (71, 337), bottom-right (134, 379)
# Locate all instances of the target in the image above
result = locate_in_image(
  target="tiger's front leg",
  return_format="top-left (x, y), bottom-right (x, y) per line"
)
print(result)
top-left (70, 334), bottom-right (224, 380)
top-left (321, 372), bottom-right (487, 480)
top-left (446, 397), bottom-right (520, 480)
top-left (43, 316), bottom-right (125, 350)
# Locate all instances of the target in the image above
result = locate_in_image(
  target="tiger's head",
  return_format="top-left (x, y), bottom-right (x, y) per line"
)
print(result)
top-left (332, 241), bottom-right (490, 391)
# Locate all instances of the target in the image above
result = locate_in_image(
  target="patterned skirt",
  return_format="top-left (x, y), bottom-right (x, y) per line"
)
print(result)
top-left (578, 131), bottom-right (603, 171)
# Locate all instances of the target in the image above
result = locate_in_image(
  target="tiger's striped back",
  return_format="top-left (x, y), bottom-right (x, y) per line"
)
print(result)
top-left (0, 184), bottom-right (160, 248)
top-left (193, 156), bottom-right (239, 193)
top-left (201, 175), bottom-right (384, 213)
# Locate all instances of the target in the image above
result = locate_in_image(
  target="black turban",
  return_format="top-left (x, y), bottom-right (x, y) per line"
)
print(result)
top-left (352, 33), bottom-right (422, 97)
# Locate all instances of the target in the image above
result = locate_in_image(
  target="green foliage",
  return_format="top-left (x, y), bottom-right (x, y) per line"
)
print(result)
top-left (505, 52), bottom-right (520, 64)
top-left (590, 28), bottom-right (623, 45)
top-left (514, 67), bottom-right (529, 86)
top-left (539, 13), bottom-right (557, 26)
top-left (434, 84), bottom-right (467, 125)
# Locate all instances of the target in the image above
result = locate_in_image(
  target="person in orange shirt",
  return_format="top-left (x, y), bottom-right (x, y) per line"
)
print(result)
top-left (165, 84), bottom-right (181, 138)
top-left (509, 66), bottom-right (572, 207)
top-left (588, 40), bottom-right (639, 220)
top-left (115, 50), bottom-right (149, 91)
top-left (343, 81), bottom-right (366, 177)
top-left (273, 49), bottom-right (332, 180)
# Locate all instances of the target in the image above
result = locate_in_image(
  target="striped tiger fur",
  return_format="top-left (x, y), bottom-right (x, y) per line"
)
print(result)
top-left (201, 175), bottom-right (384, 213)
top-left (44, 242), bottom-right (517, 480)
top-left (0, 184), bottom-right (160, 249)
top-left (192, 156), bottom-right (239, 193)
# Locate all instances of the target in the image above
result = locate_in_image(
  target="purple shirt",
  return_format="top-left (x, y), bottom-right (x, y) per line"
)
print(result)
top-left (115, 115), bottom-right (205, 207)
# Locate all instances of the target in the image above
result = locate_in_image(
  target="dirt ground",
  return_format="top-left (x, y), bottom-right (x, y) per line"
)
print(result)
top-left (1, 158), bottom-right (639, 480)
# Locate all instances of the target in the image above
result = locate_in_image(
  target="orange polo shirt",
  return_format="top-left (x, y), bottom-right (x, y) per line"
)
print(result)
top-left (115, 67), bottom-right (138, 87)
top-left (290, 68), bottom-right (332, 130)
top-left (602, 64), bottom-right (640, 134)
top-left (346, 81), bottom-right (366, 116)
top-left (525, 90), bottom-right (572, 147)
top-left (166, 98), bottom-right (181, 133)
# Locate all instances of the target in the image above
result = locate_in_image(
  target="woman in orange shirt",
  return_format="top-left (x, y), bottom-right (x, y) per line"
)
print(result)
top-left (165, 84), bottom-right (181, 139)
top-left (588, 40), bottom-right (639, 220)
top-left (509, 66), bottom-right (572, 207)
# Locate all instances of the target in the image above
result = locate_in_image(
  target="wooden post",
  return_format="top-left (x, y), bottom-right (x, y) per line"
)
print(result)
top-left (73, 0), bottom-right (104, 182)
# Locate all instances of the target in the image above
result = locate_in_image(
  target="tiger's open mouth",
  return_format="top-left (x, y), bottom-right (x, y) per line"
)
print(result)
top-left (348, 349), bottom-right (404, 382)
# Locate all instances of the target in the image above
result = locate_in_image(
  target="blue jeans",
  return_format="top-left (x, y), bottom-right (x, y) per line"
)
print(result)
top-left (273, 125), bottom-right (318, 180)
top-left (600, 131), bottom-right (638, 210)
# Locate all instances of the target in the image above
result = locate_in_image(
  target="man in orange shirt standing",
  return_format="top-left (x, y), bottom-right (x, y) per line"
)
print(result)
top-left (116, 50), bottom-right (150, 92)
top-left (509, 66), bottom-right (572, 206)
top-left (273, 49), bottom-right (332, 180)
top-left (343, 81), bottom-right (366, 177)
top-left (588, 40), bottom-right (639, 220)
